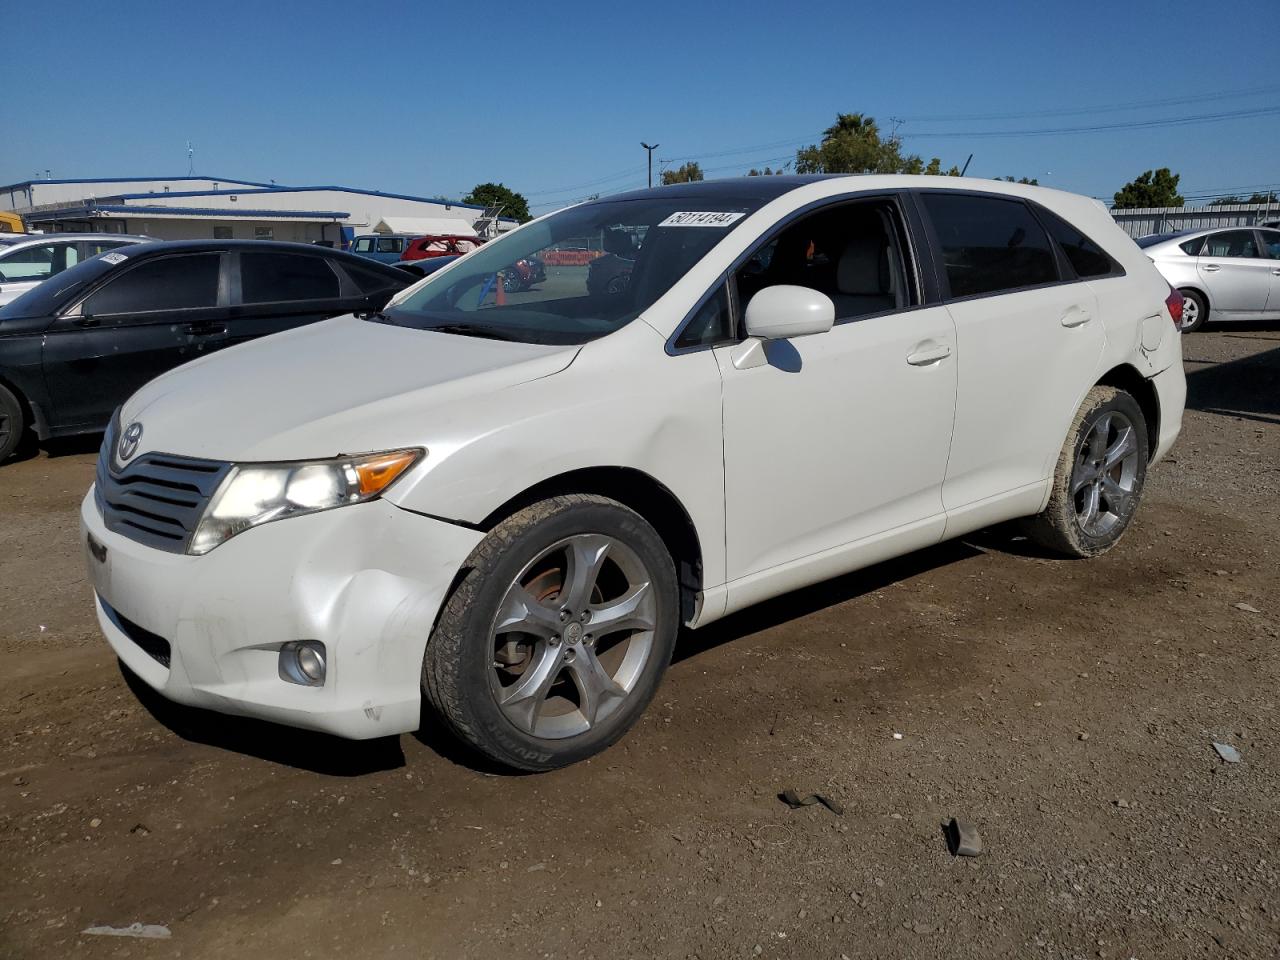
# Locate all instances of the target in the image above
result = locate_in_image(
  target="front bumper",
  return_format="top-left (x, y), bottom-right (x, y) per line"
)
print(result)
top-left (81, 491), bottom-right (483, 739)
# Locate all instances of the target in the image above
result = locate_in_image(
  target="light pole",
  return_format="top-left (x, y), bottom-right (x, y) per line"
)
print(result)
top-left (641, 142), bottom-right (660, 189)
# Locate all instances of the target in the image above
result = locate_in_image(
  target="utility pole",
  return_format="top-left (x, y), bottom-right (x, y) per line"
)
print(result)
top-left (641, 142), bottom-right (660, 189)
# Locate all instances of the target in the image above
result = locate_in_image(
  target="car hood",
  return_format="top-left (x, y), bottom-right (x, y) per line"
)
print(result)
top-left (119, 314), bottom-right (580, 462)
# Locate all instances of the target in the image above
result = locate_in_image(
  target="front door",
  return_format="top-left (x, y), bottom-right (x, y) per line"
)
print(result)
top-left (714, 195), bottom-right (957, 586)
top-left (42, 252), bottom-right (227, 429)
top-left (1197, 230), bottom-right (1272, 319)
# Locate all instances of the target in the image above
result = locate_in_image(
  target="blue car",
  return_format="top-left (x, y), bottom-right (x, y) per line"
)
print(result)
top-left (350, 234), bottom-right (416, 264)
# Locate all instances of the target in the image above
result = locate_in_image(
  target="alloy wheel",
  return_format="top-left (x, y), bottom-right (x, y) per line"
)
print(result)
top-left (1071, 411), bottom-right (1140, 538)
top-left (1179, 295), bottom-right (1199, 331)
top-left (488, 534), bottom-right (658, 739)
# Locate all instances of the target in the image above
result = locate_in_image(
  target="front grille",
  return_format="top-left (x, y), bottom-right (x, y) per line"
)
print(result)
top-left (95, 415), bottom-right (231, 554)
top-left (99, 595), bottom-right (172, 668)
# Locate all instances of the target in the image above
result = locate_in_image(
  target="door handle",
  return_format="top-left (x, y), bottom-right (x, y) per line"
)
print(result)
top-left (906, 343), bottom-right (952, 366)
top-left (1202, 264), bottom-right (1221, 272)
top-left (1060, 306), bottom-right (1092, 328)
top-left (184, 322), bottom-right (226, 337)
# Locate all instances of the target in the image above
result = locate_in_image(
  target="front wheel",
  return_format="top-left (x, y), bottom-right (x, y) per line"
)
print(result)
top-left (1021, 386), bottom-right (1149, 558)
top-left (0, 383), bottom-right (26, 463)
top-left (422, 494), bottom-right (678, 771)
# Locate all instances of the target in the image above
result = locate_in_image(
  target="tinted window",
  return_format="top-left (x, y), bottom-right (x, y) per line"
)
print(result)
top-left (84, 255), bottom-right (221, 315)
top-left (676, 283), bottom-right (732, 349)
top-left (240, 252), bottom-right (339, 303)
top-left (1178, 237), bottom-right (1205, 256)
top-left (1038, 208), bottom-right (1114, 277)
top-left (344, 261), bottom-right (402, 294)
top-left (1203, 230), bottom-right (1259, 258)
top-left (1261, 230), bottom-right (1280, 260)
top-left (923, 194), bottom-right (1058, 298)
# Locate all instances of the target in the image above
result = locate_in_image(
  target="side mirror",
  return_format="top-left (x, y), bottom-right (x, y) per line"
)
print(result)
top-left (743, 285), bottom-right (835, 341)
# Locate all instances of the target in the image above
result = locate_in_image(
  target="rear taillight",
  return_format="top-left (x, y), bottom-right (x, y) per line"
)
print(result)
top-left (1165, 286), bottom-right (1184, 328)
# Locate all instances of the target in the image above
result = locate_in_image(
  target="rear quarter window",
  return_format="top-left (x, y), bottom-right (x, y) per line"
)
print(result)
top-left (1037, 208), bottom-right (1118, 278)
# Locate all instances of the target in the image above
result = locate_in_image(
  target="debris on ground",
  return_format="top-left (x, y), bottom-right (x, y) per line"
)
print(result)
top-left (1233, 602), bottom-right (1260, 613)
top-left (892, 732), bottom-right (904, 740)
top-left (1212, 742), bottom-right (1243, 764)
top-left (944, 817), bottom-right (982, 857)
top-left (81, 922), bottom-right (171, 939)
top-left (779, 789), bottom-right (845, 816)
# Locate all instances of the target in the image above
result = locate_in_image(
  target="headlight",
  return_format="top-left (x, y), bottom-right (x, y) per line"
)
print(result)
top-left (189, 449), bottom-right (422, 555)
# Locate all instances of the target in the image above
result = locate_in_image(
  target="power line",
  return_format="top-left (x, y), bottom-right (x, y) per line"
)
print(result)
top-left (899, 83), bottom-right (1280, 122)
top-left (903, 105), bottom-right (1280, 139)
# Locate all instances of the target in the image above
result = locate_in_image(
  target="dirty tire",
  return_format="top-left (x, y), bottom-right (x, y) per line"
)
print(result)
top-left (422, 494), bottom-right (678, 771)
top-left (1021, 386), bottom-right (1149, 558)
top-left (1178, 288), bottom-right (1208, 333)
top-left (0, 383), bottom-right (26, 464)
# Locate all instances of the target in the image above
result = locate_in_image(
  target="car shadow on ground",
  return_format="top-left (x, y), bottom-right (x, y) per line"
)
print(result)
top-left (1183, 338), bottom-right (1280, 425)
top-left (674, 537), bottom-right (986, 665)
top-left (120, 661), bottom-right (408, 777)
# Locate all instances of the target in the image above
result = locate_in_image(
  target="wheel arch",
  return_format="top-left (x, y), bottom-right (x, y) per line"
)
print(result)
top-left (477, 466), bottom-right (705, 623)
top-left (1095, 363), bottom-right (1159, 462)
top-left (1176, 283), bottom-right (1210, 312)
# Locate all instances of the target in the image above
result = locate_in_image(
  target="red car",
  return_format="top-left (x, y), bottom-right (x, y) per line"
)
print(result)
top-left (400, 234), bottom-right (484, 261)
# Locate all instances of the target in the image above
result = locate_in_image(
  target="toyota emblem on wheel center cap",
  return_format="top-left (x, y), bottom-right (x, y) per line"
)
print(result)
top-left (118, 421), bottom-right (144, 462)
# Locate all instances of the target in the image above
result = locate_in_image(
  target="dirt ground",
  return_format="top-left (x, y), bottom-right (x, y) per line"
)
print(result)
top-left (2, 330), bottom-right (1278, 960)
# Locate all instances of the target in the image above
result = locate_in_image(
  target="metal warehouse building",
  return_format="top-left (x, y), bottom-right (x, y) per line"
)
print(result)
top-left (0, 176), bottom-right (516, 246)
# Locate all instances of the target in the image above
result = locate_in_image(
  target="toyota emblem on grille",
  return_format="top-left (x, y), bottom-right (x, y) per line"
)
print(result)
top-left (118, 421), bottom-right (144, 462)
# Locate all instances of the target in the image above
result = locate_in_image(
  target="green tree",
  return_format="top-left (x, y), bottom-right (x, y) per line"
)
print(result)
top-left (747, 166), bottom-right (785, 176)
top-left (661, 161), bottom-right (704, 185)
top-left (462, 182), bottom-right (531, 223)
top-left (999, 175), bottom-right (1040, 185)
top-left (794, 113), bottom-right (954, 176)
top-left (1208, 196), bottom-right (1243, 206)
top-left (1247, 191), bottom-right (1279, 204)
top-left (1112, 169), bottom-right (1184, 209)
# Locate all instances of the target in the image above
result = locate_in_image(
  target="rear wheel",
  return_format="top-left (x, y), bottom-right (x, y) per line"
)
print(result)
top-left (0, 384), bottom-right (26, 463)
top-left (1022, 386), bottom-right (1149, 558)
top-left (1178, 288), bottom-right (1207, 332)
top-left (422, 494), bottom-right (678, 771)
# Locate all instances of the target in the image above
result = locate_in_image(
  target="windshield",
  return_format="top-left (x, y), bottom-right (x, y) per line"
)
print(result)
top-left (383, 196), bottom-right (760, 344)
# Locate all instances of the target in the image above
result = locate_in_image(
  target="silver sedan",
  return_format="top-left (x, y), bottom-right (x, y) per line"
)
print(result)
top-left (1137, 227), bottom-right (1280, 332)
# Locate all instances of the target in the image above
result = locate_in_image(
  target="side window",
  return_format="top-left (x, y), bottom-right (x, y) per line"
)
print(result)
top-left (376, 237), bottom-right (403, 254)
top-left (213, 226), bottom-right (233, 240)
top-left (0, 244), bottom-right (57, 282)
top-left (83, 240), bottom-right (127, 258)
top-left (1202, 230), bottom-right (1259, 258)
top-left (354, 237), bottom-right (373, 253)
top-left (1178, 237), bottom-right (1205, 256)
top-left (1037, 208), bottom-right (1116, 278)
top-left (82, 255), bottom-right (221, 316)
top-left (732, 198), bottom-right (914, 324)
top-left (675, 282), bottom-right (732, 349)
top-left (60, 243), bottom-right (80, 273)
top-left (1261, 231), bottom-right (1280, 260)
top-left (254, 226), bottom-right (274, 241)
top-left (922, 193), bottom-right (1058, 298)
top-left (240, 252), bottom-right (340, 304)
top-left (344, 261), bottom-right (402, 294)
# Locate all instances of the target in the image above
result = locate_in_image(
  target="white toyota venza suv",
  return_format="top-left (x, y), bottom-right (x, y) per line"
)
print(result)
top-left (82, 176), bottom-right (1186, 770)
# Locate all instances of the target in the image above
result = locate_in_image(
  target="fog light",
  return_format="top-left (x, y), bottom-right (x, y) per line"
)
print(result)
top-left (279, 640), bottom-right (326, 687)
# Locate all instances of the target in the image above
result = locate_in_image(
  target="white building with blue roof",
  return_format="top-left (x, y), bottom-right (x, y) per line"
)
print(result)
top-left (0, 175), bottom-right (517, 247)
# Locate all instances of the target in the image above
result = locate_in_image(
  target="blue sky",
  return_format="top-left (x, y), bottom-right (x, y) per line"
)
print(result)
top-left (3, 0), bottom-right (1277, 211)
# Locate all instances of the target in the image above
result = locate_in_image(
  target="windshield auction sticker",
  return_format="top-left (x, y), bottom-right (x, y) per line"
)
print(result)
top-left (99, 252), bottom-right (129, 264)
top-left (658, 211), bottom-right (746, 228)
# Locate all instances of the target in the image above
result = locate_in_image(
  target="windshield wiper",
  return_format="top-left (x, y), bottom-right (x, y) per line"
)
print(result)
top-left (356, 309), bottom-right (396, 324)
top-left (425, 322), bottom-right (522, 342)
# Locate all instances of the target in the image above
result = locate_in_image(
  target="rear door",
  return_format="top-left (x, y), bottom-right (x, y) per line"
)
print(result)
top-left (1197, 230), bottom-right (1271, 318)
top-left (42, 252), bottom-right (227, 429)
top-left (917, 191), bottom-right (1105, 514)
top-left (1258, 229), bottom-right (1280, 314)
top-left (226, 250), bottom-right (351, 344)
